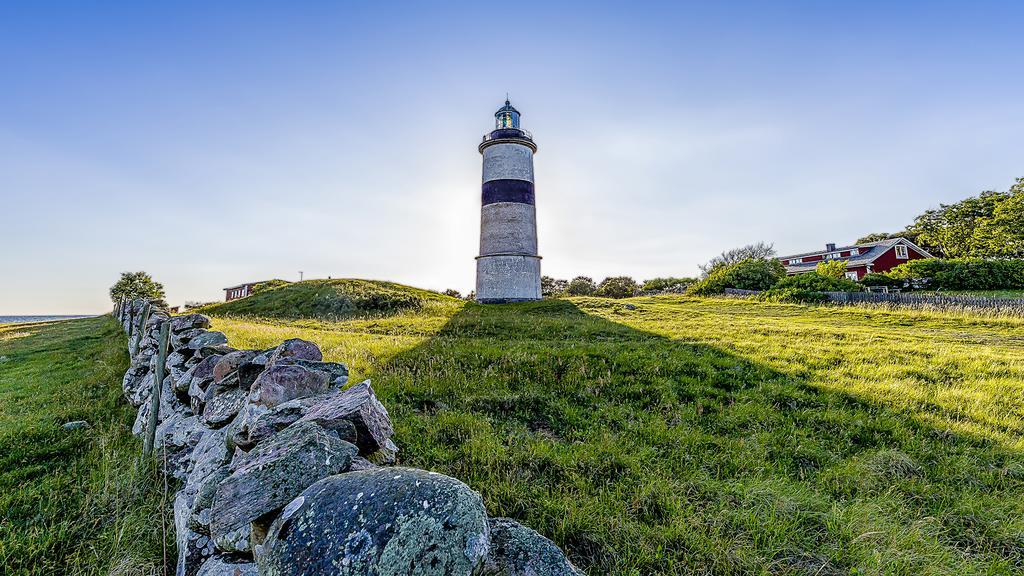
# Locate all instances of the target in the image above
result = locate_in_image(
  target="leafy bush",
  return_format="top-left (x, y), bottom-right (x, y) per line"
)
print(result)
top-left (596, 276), bottom-right (639, 299)
top-left (757, 288), bottom-right (830, 304)
top-left (442, 289), bottom-right (462, 298)
top-left (772, 272), bottom-right (862, 293)
top-left (566, 276), bottom-right (597, 296)
top-left (815, 259), bottom-right (847, 279)
top-left (687, 258), bottom-right (786, 296)
top-left (859, 273), bottom-right (903, 288)
top-left (641, 277), bottom-right (696, 292)
top-left (887, 258), bottom-right (1024, 290)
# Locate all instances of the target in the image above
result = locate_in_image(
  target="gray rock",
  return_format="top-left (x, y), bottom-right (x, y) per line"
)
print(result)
top-left (189, 465), bottom-right (231, 535)
top-left (62, 420), bottom-right (89, 430)
top-left (348, 456), bottom-right (378, 471)
top-left (258, 467), bottom-right (489, 576)
top-left (184, 427), bottom-right (231, 496)
top-left (230, 395), bottom-right (357, 450)
top-left (155, 414), bottom-right (204, 480)
top-left (195, 556), bottom-right (257, 576)
top-left (170, 313), bottom-right (212, 333)
top-left (298, 380), bottom-right (394, 455)
top-left (249, 364), bottom-right (330, 408)
top-left (167, 350), bottom-right (193, 370)
top-left (123, 365), bottom-right (152, 407)
top-left (175, 490), bottom-right (217, 576)
top-left (172, 329), bottom-right (204, 351)
top-left (481, 518), bottom-right (583, 576)
top-left (178, 354), bottom-right (223, 393)
top-left (267, 338), bottom-right (322, 366)
top-left (213, 350), bottom-right (259, 384)
top-left (202, 387), bottom-right (248, 428)
top-left (210, 421), bottom-right (357, 551)
top-left (275, 357), bottom-right (349, 388)
top-left (188, 331), bottom-right (228, 351)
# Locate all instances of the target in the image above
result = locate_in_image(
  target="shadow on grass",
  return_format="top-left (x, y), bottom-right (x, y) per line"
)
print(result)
top-left (369, 299), bottom-right (1024, 575)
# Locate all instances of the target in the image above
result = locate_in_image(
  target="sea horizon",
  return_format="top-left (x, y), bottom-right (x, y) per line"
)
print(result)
top-left (0, 315), bottom-right (95, 325)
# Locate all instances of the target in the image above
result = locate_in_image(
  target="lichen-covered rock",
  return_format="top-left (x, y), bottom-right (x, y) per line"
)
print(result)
top-left (258, 467), bottom-right (489, 576)
top-left (188, 331), bottom-right (228, 351)
top-left (171, 313), bottom-right (211, 333)
top-left (210, 421), bottom-right (357, 551)
top-left (202, 386), bottom-right (248, 428)
top-left (155, 414), bottom-right (204, 480)
top-left (189, 465), bottom-right (231, 535)
top-left (123, 364), bottom-right (151, 407)
top-left (172, 328), bottom-right (204, 351)
top-left (167, 350), bottom-right (193, 370)
top-left (230, 396), bottom-right (357, 450)
top-left (195, 556), bottom-right (258, 576)
top-left (267, 338), bottom-right (323, 366)
top-left (175, 490), bottom-right (217, 576)
top-left (213, 350), bottom-right (259, 384)
top-left (298, 380), bottom-right (394, 455)
top-left (178, 354), bottom-right (222, 393)
top-left (274, 357), bottom-right (349, 388)
top-left (249, 364), bottom-right (330, 408)
top-left (184, 427), bottom-right (231, 497)
top-left (481, 518), bottom-right (583, 576)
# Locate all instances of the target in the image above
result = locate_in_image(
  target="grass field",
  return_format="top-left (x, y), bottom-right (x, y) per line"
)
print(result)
top-left (208, 283), bottom-right (1024, 575)
top-left (0, 317), bottom-right (171, 575)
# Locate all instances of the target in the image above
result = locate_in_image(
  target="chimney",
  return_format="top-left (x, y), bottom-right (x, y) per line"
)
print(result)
top-left (826, 243), bottom-right (836, 252)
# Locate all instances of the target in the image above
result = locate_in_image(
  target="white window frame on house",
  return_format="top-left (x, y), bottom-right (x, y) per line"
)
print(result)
top-left (850, 248), bottom-right (859, 256)
top-left (845, 271), bottom-right (859, 281)
top-left (788, 258), bottom-right (803, 265)
top-left (895, 244), bottom-right (909, 259)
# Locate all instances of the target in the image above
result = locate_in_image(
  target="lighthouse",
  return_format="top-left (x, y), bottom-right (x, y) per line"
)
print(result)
top-left (475, 100), bottom-right (542, 303)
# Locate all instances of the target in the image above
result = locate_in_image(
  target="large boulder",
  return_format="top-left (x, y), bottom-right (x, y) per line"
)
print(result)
top-left (184, 427), bottom-right (231, 497)
top-left (249, 364), bottom-right (330, 408)
top-left (258, 467), bottom-right (489, 576)
top-left (123, 365), bottom-right (152, 407)
top-left (172, 328), bottom-right (204, 351)
top-left (481, 518), bottom-right (583, 576)
top-left (231, 397), bottom-right (357, 450)
top-left (210, 421), bottom-right (357, 553)
top-left (267, 338), bottom-right (322, 366)
top-left (298, 380), bottom-right (393, 455)
top-left (155, 414), bottom-right (204, 480)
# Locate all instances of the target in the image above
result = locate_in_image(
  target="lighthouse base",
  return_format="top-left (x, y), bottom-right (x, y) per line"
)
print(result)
top-left (475, 254), bottom-right (541, 303)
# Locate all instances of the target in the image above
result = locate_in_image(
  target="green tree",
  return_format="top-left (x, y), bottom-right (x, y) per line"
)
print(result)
top-left (109, 271), bottom-right (165, 305)
top-left (815, 259), bottom-right (847, 279)
top-left (541, 276), bottom-right (569, 298)
top-left (856, 232), bottom-right (896, 244)
top-left (565, 276), bottom-right (597, 296)
top-left (596, 276), bottom-right (639, 299)
top-left (688, 258), bottom-right (786, 296)
top-left (699, 242), bottom-right (776, 277)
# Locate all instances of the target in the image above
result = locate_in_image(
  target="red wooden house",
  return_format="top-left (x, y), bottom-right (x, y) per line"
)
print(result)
top-left (777, 237), bottom-right (933, 280)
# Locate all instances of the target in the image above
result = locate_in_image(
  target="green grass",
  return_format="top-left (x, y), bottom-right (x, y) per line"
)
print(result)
top-left (919, 289), bottom-right (1024, 299)
top-left (0, 317), bottom-right (171, 575)
top-left (197, 278), bottom-right (459, 320)
top-left (208, 286), bottom-right (1024, 575)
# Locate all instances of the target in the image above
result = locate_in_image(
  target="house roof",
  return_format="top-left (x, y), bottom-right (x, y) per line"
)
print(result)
top-left (222, 280), bottom-right (269, 291)
top-left (779, 237), bottom-right (933, 274)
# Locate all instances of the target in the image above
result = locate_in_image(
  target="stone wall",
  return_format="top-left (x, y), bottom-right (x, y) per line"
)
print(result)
top-left (116, 298), bottom-right (581, 576)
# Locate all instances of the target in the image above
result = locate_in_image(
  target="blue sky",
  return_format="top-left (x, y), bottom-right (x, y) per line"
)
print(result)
top-left (1, 1), bottom-right (1021, 314)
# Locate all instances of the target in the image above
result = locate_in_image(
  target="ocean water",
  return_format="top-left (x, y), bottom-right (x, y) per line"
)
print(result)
top-left (0, 315), bottom-right (93, 325)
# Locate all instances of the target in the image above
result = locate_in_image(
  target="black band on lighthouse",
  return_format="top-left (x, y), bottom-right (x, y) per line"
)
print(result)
top-left (482, 180), bottom-right (535, 205)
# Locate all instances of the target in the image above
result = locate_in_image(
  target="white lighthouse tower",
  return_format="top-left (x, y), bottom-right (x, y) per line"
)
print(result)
top-left (475, 100), bottom-right (542, 303)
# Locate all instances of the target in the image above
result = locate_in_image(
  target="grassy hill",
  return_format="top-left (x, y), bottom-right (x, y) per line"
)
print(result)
top-left (0, 317), bottom-right (171, 575)
top-left (208, 285), bottom-right (1024, 575)
top-left (198, 278), bottom-right (460, 320)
